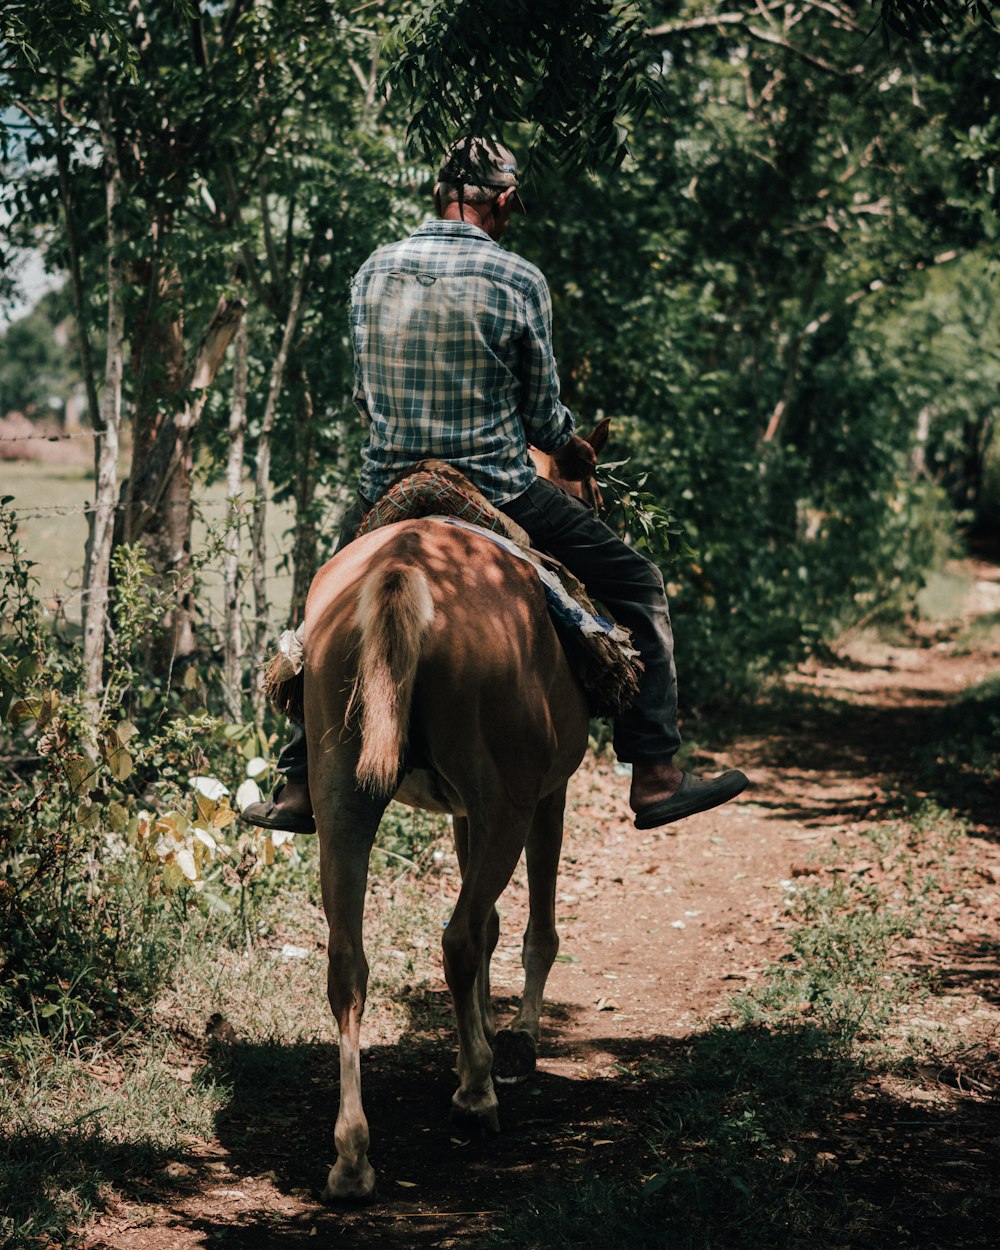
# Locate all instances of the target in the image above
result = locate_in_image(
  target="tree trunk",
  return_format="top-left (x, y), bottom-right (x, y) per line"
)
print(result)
top-left (81, 91), bottom-right (125, 703)
top-left (55, 80), bottom-right (100, 432)
top-left (223, 317), bottom-right (249, 721)
top-left (289, 360), bottom-right (318, 625)
top-left (250, 254), bottom-right (312, 719)
top-left (122, 291), bottom-right (246, 671)
top-left (121, 255), bottom-right (189, 672)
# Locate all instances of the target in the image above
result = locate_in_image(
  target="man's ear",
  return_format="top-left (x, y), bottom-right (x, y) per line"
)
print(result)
top-left (497, 187), bottom-right (516, 214)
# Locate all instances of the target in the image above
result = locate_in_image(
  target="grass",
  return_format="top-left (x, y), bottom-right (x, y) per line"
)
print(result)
top-left (0, 803), bottom-right (452, 1249)
top-left (0, 458), bottom-right (298, 628)
top-left (0, 1027), bottom-right (227, 1248)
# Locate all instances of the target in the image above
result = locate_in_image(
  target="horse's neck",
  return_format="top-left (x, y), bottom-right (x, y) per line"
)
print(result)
top-left (529, 447), bottom-right (599, 511)
top-left (529, 448), bottom-right (578, 499)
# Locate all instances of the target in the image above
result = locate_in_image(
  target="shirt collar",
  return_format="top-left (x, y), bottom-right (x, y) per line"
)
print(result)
top-left (411, 218), bottom-right (494, 243)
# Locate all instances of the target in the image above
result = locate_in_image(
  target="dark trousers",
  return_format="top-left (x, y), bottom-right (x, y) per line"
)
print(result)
top-left (277, 478), bottom-right (680, 783)
top-left (500, 478), bottom-right (680, 763)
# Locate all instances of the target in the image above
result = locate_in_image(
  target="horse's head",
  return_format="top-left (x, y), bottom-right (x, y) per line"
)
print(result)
top-left (530, 417), bottom-right (610, 513)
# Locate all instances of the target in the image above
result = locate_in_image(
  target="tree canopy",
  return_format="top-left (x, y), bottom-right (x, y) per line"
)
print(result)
top-left (0, 0), bottom-right (997, 701)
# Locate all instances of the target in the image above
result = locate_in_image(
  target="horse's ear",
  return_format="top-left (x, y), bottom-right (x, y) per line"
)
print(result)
top-left (587, 417), bottom-right (611, 455)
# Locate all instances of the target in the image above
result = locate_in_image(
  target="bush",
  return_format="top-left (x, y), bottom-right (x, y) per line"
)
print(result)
top-left (0, 502), bottom-right (305, 1042)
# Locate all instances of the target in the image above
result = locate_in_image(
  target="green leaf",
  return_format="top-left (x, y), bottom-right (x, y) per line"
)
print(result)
top-left (7, 697), bottom-right (42, 727)
top-left (109, 748), bottom-right (133, 783)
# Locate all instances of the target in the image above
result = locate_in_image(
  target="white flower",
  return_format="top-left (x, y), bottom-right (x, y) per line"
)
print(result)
top-left (246, 757), bottom-right (270, 779)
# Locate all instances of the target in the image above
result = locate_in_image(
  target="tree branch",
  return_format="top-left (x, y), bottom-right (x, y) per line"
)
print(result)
top-left (250, 237), bottom-right (317, 697)
top-left (646, 5), bottom-right (863, 77)
top-left (54, 84), bottom-right (100, 432)
top-left (221, 161), bottom-right (270, 308)
top-left (260, 175), bottom-right (285, 299)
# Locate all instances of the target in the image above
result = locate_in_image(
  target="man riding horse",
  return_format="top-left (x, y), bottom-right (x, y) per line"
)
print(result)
top-left (243, 136), bottom-right (747, 834)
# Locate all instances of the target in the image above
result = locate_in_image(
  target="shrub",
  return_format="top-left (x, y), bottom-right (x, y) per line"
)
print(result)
top-left (0, 502), bottom-right (304, 1041)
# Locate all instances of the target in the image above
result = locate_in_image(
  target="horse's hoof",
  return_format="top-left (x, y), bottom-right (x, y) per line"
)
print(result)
top-left (321, 1162), bottom-right (377, 1205)
top-left (450, 1097), bottom-right (501, 1137)
top-left (492, 1028), bottom-right (537, 1085)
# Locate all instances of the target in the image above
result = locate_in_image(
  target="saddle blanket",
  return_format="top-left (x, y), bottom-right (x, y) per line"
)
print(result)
top-left (271, 518), bottom-right (633, 673)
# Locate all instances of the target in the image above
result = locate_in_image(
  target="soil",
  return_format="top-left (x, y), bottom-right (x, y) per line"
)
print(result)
top-left (81, 558), bottom-right (1000, 1250)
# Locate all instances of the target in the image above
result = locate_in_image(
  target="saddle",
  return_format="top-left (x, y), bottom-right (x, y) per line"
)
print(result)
top-left (264, 462), bottom-right (642, 720)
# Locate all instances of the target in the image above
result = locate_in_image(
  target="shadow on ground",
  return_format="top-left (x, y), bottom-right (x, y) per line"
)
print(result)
top-left (729, 674), bottom-right (1000, 839)
top-left (110, 986), bottom-right (997, 1250)
top-left (0, 1128), bottom-right (177, 1245)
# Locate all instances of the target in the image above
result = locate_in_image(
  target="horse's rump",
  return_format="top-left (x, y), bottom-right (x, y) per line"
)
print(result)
top-left (303, 520), bottom-right (587, 803)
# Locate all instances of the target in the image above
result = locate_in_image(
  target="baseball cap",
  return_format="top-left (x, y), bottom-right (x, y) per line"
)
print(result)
top-left (437, 137), bottom-right (526, 214)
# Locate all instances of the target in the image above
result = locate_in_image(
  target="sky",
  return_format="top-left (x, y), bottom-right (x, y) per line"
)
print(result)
top-left (1, 247), bottom-right (58, 329)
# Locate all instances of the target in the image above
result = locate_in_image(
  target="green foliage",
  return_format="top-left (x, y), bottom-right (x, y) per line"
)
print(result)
top-left (596, 458), bottom-right (695, 562)
top-left (0, 504), bottom-right (304, 1041)
top-left (874, 0), bottom-right (997, 43)
top-left (503, 1), bottom-right (998, 702)
top-left (0, 0), bottom-right (141, 80)
top-left (4, 0), bottom-right (998, 708)
top-left (0, 292), bottom-right (80, 416)
top-left (381, 0), bottom-right (659, 169)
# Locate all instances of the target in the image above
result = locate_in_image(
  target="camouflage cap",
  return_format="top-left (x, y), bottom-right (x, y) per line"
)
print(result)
top-left (437, 137), bottom-right (526, 215)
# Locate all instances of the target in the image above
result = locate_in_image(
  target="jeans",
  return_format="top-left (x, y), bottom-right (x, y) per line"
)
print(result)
top-left (276, 477), bottom-right (680, 784)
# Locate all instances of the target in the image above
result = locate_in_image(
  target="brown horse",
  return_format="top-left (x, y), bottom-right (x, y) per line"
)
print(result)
top-left (305, 432), bottom-right (612, 1203)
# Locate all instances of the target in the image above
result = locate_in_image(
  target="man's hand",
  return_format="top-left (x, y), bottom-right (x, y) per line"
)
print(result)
top-left (552, 434), bottom-right (598, 481)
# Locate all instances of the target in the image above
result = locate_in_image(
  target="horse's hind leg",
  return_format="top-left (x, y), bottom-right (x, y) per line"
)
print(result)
top-left (452, 815), bottom-right (501, 1043)
top-left (493, 784), bottom-right (566, 1085)
top-left (317, 777), bottom-right (388, 1204)
top-left (443, 804), bottom-right (531, 1134)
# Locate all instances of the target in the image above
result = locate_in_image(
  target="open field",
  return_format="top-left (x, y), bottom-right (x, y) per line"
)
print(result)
top-left (0, 459), bottom-right (298, 631)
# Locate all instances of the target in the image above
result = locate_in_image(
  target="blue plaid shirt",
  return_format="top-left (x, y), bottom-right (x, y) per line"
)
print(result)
top-left (352, 219), bottom-right (575, 504)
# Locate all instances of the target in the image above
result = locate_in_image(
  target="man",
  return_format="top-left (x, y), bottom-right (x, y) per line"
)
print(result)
top-left (242, 137), bottom-right (747, 834)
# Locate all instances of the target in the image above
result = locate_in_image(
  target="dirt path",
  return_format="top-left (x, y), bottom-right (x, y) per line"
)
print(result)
top-left (83, 560), bottom-right (1000, 1249)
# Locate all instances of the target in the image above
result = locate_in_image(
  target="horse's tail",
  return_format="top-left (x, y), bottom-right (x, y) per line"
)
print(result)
top-left (349, 560), bottom-right (435, 794)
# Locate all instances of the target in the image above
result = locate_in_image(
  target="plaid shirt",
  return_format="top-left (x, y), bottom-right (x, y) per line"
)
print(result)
top-left (352, 219), bottom-right (575, 504)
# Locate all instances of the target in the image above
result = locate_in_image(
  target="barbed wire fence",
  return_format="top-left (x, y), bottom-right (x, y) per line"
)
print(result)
top-left (0, 431), bottom-right (339, 636)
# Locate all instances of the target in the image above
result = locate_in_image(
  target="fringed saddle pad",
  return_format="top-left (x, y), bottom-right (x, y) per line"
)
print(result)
top-left (263, 461), bottom-right (643, 721)
top-left (355, 459), bottom-right (532, 549)
top-left (263, 624), bottom-right (305, 723)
